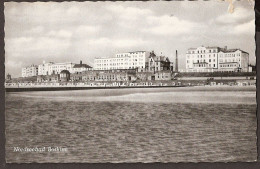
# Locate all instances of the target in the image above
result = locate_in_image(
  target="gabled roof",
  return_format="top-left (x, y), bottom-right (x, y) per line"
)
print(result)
top-left (149, 55), bottom-right (169, 62)
top-left (73, 64), bottom-right (92, 68)
top-left (219, 48), bottom-right (248, 54)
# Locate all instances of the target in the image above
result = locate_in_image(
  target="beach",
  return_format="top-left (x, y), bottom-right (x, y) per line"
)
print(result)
top-left (5, 86), bottom-right (257, 162)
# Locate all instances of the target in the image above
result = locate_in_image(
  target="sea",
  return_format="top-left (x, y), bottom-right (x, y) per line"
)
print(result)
top-left (5, 86), bottom-right (257, 163)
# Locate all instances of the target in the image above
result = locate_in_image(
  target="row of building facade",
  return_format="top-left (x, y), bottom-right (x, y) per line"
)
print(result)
top-left (21, 46), bottom-right (251, 78)
top-left (22, 51), bottom-right (174, 77)
top-left (185, 46), bottom-right (250, 72)
top-left (22, 60), bottom-right (93, 77)
top-left (36, 69), bottom-right (173, 83)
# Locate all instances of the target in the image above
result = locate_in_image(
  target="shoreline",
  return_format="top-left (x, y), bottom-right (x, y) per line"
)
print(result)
top-left (5, 84), bottom-right (256, 92)
top-left (5, 85), bottom-right (187, 92)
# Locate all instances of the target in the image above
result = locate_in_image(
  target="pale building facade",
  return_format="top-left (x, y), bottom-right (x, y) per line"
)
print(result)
top-left (94, 51), bottom-right (150, 70)
top-left (22, 65), bottom-right (38, 77)
top-left (186, 46), bottom-right (249, 72)
top-left (49, 62), bottom-right (75, 75)
top-left (38, 61), bottom-right (54, 76)
top-left (23, 61), bottom-right (92, 77)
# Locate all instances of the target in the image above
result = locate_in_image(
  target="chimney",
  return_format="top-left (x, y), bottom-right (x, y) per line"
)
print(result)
top-left (224, 46), bottom-right (227, 51)
top-left (175, 50), bottom-right (178, 72)
top-left (80, 60), bottom-right (82, 65)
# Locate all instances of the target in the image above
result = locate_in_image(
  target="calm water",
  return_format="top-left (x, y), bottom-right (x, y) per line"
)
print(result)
top-left (5, 86), bottom-right (257, 162)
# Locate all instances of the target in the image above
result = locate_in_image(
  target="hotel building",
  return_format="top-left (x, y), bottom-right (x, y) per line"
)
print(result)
top-left (23, 61), bottom-right (92, 77)
top-left (94, 51), bottom-right (150, 70)
top-left (38, 61), bottom-right (54, 76)
top-left (22, 64), bottom-right (38, 77)
top-left (186, 46), bottom-right (249, 72)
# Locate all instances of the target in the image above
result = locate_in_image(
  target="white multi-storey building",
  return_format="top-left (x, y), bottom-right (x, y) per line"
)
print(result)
top-left (186, 46), bottom-right (249, 72)
top-left (23, 61), bottom-right (92, 77)
top-left (38, 61), bottom-right (54, 75)
top-left (22, 65), bottom-right (38, 77)
top-left (94, 51), bottom-right (150, 70)
top-left (49, 62), bottom-right (75, 75)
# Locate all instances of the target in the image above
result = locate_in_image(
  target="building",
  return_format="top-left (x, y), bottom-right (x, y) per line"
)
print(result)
top-left (94, 51), bottom-right (150, 70)
top-left (48, 62), bottom-right (75, 75)
top-left (37, 74), bottom-right (60, 83)
top-left (148, 51), bottom-right (171, 72)
top-left (24, 60), bottom-right (92, 77)
top-left (22, 64), bottom-right (38, 77)
top-left (60, 70), bottom-right (70, 82)
top-left (248, 64), bottom-right (256, 73)
top-left (81, 69), bottom-right (136, 82)
top-left (186, 46), bottom-right (249, 72)
top-left (6, 74), bottom-right (11, 80)
top-left (38, 61), bottom-right (54, 76)
top-left (71, 60), bottom-right (92, 74)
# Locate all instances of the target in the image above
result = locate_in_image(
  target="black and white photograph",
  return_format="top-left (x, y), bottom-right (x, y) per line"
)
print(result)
top-left (4, 0), bottom-right (256, 163)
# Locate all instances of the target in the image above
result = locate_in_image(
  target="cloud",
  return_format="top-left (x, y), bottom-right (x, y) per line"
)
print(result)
top-left (5, 59), bottom-right (23, 68)
top-left (47, 30), bottom-right (72, 38)
top-left (143, 15), bottom-right (200, 35)
top-left (5, 36), bottom-right (71, 59)
top-left (113, 39), bottom-right (149, 48)
top-left (75, 25), bottom-right (100, 37)
top-left (106, 4), bottom-right (152, 20)
top-left (66, 6), bottom-right (80, 16)
top-left (215, 7), bottom-right (254, 24)
top-left (233, 19), bottom-right (255, 35)
top-left (87, 37), bottom-right (110, 45)
top-left (27, 26), bottom-right (44, 34)
top-left (83, 37), bottom-right (149, 48)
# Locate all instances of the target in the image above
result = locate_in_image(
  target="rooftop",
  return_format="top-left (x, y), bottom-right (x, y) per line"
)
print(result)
top-left (73, 64), bottom-right (92, 68)
top-left (188, 46), bottom-right (248, 54)
top-left (219, 48), bottom-right (248, 54)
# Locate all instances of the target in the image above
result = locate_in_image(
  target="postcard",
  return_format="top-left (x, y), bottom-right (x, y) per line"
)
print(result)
top-left (4, 0), bottom-right (256, 163)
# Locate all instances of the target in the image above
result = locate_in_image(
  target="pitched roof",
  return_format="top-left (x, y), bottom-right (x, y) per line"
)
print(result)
top-left (219, 48), bottom-right (248, 54)
top-left (151, 55), bottom-right (169, 62)
top-left (73, 64), bottom-right (92, 68)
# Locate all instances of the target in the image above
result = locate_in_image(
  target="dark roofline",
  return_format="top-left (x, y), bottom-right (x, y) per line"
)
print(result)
top-left (219, 62), bottom-right (239, 64)
top-left (219, 49), bottom-right (249, 54)
top-left (73, 64), bottom-right (92, 68)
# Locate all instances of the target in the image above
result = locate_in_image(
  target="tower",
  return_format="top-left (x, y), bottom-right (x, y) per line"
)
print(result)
top-left (175, 50), bottom-right (178, 72)
top-left (6, 73), bottom-right (11, 80)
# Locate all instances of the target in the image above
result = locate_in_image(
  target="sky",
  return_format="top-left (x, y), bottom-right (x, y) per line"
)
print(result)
top-left (5, 0), bottom-right (255, 77)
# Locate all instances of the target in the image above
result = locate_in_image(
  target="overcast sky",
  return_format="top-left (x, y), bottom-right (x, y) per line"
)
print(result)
top-left (5, 1), bottom-right (255, 77)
